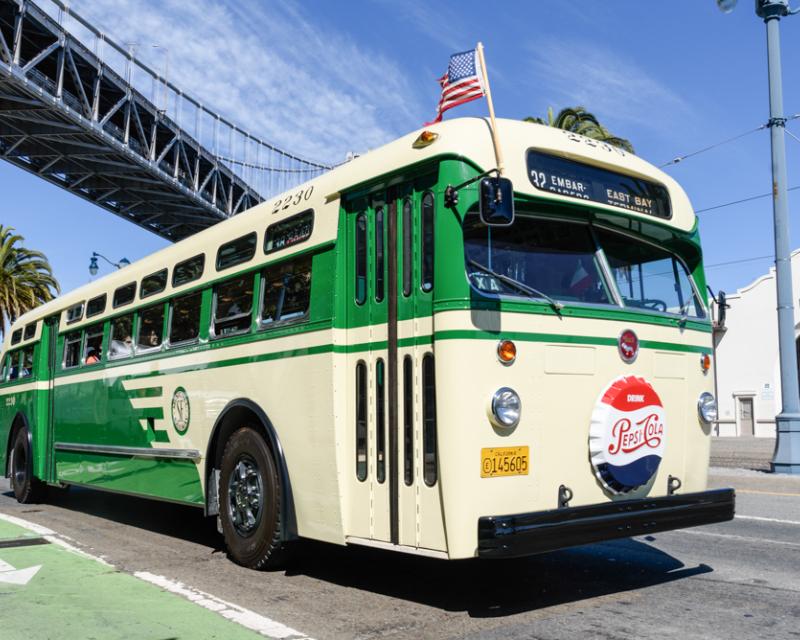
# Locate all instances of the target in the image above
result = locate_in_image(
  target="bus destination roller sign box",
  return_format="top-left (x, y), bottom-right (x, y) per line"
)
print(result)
top-left (526, 150), bottom-right (671, 219)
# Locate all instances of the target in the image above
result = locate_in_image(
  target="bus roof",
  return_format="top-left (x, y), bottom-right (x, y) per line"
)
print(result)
top-left (5, 117), bottom-right (695, 340)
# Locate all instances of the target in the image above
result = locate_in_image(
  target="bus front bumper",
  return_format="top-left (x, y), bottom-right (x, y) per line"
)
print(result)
top-left (477, 488), bottom-right (735, 559)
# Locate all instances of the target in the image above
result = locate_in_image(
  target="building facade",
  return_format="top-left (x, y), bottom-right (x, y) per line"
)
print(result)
top-left (712, 249), bottom-right (800, 437)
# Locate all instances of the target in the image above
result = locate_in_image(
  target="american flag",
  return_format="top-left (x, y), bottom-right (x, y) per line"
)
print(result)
top-left (426, 49), bottom-right (485, 125)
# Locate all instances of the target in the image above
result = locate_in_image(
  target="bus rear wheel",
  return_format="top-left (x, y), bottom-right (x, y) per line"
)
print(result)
top-left (219, 427), bottom-right (285, 570)
top-left (10, 427), bottom-right (46, 504)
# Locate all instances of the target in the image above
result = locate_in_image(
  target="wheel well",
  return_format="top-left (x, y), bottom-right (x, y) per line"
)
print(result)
top-left (206, 399), bottom-right (297, 540)
top-left (5, 413), bottom-right (30, 478)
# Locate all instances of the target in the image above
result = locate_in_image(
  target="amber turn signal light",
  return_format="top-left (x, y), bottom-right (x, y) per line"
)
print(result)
top-left (497, 340), bottom-right (517, 364)
top-left (412, 130), bottom-right (439, 149)
top-left (700, 353), bottom-right (712, 373)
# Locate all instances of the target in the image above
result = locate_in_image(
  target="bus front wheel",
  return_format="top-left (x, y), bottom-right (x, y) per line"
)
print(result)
top-left (219, 426), bottom-right (286, 570)
top-left (9, 427), bottom-right (46, 504)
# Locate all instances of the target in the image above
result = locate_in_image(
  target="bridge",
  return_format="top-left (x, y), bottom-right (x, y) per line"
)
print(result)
top-left (0, 0), bottom-right (332, 241)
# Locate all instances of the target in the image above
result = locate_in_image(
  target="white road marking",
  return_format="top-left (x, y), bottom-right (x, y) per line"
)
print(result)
top-left (735, 514), bottom-right (800, 526)
top-left (0, 513), bottom-right (314, 639)
top-left (135, 571), bottom-right (314, 640)
top-left (678, 528), bottom-right (800, 548)
top-left (0, 558), bottom-right (41, 585)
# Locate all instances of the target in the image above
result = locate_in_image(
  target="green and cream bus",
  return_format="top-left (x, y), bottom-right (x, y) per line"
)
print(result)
top-left (1, 118), bottom-right (734, 568)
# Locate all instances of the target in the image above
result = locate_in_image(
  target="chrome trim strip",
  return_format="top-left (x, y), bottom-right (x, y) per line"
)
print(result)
top-left (54, 442), bottom-right (201, 460)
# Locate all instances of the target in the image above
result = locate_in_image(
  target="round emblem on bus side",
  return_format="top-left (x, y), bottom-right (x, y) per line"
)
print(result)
top-left (589, 376), bottom-right (666, 495)
top-left (618, 328), bottom-right (639, 363)
top-left (171, 387), bottom-right (190, 435)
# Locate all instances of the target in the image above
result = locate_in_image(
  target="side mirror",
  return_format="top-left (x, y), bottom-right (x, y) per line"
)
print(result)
top-left (479, 177), bottom-right (515, 226)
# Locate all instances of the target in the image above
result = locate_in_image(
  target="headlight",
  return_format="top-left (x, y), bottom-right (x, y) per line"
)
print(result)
top-left (697, 392), bottom-right (718, 424)
top-left (491, 387), bottom-right (521, 428)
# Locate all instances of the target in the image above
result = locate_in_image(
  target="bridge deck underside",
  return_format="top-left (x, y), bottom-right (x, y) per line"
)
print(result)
top-left (0, 0), bottom-right (279, 242)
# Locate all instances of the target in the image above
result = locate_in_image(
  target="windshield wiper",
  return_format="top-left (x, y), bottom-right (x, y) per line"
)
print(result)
top-left (467, 259), bottom-right (564, 314)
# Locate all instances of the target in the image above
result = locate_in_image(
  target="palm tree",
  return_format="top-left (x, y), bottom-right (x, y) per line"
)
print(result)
top-left (525, 106), bottom-right (635, 154)
top-left (0, 226), bottom-right (60, 335)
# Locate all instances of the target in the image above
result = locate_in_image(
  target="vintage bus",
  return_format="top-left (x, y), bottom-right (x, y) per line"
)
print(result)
top-left (0, 118), bottom-right (734, 568)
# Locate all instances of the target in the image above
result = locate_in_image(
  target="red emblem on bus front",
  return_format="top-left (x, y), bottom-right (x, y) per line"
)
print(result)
top-left (618, 329), bottom-right (638, 363)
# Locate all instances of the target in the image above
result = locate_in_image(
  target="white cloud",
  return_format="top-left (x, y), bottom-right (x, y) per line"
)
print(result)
top-left (526, 37), bottom-right (692, 134)
top-left (63, 0), bottom-right (424, 164)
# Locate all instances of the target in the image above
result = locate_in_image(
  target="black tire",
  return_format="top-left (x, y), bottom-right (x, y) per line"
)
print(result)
top-left (9, 427), bottom-right (46, 504)
top-left (219, 426), bottom-right (286, 570)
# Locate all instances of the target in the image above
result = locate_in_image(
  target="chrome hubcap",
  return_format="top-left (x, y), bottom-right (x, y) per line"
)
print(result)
top-left (227, 456), bottom-right (263, 536)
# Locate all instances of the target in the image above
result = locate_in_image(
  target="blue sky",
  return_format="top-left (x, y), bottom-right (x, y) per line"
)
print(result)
top-left (1, 0), bottom-right (799, 297)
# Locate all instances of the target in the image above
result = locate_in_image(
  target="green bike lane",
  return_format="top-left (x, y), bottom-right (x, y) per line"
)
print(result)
top-left (0, 516), bottom-right (303, 640)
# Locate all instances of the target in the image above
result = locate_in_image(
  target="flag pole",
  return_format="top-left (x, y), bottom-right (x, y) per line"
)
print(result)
top-left (476, 42), bottom-right (504, 175)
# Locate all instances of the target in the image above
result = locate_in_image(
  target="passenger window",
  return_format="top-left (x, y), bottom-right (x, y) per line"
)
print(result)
top-left (169, 291), bottom-right (202, 345)
top-left (355, 361), bottom-right (367, 482)
top-left (86, 294), bottom-right (106, 318)
top-left (217, 233), bottom-right (256, 271)
top-left (264, 210), bottom-right (314, 254)
top-left (66, 302), bottom-right (84, 324)
top-left (84, 323), bottom-right (103, 365)
top-left (173, 254), bottom-right (205, 287)
top-left (141, 269), bottom-right (167, 298)
top-left (421, 192), bottom-right (434, 292)
top-left (402, 198), bottom-right (412, 297)
top-left (355, 213), bottom-right (367, 305)
top-left (213, 275), bottom-right (253, 337)
top-left (10, 329), bottom-right (21, 345)
top-left (376, 358), bottom-right (386, 484)
top-left (261, 256), bottom-right (312, 326)
top-left (0, 354), bottom-right (7, 382)
top-left (20, 345), bottom-right (34, 379)
top-left (137, 304), bottom-right (164, 351)
top-left (422, 354), bottom-right (437, 486)
top-left (63, 332), bottom-right (82, 369)
top-left (113, 283), bottom-right (136, 308)
top-left (8, 351), bottom-right (19, 380)
top-left (403, 355), bottom-right (413, 485)
top-left (24, 323), bottom-right (36, 341)
top-left (109, 315), bottom-right (134, 359)
top-left (375, 206), bottom-right (385, 303)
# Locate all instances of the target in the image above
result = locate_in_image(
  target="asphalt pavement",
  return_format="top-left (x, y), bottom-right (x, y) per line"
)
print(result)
top-left (1, 441), bottom-right (798, 640)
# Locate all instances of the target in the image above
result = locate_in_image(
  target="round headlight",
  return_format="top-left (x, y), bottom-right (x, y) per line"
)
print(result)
top-left (491, 387), bottom-right (521, 428)
top-left (697, 392), bottom-right (718, 424)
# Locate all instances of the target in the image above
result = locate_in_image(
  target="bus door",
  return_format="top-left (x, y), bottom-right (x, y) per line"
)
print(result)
top-left (40, 314), bottom-right (60, 483)
top-left (345, 177), bottom-right (446, 553)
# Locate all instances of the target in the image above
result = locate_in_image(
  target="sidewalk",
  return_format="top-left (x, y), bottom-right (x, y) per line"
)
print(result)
top-left (0, 515), bottom-right (270, 640)
top-left (710, 436), bottom-right (776, 471)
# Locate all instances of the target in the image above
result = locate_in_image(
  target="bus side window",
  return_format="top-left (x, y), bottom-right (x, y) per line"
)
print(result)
top-left (0, 353), bottom-right (7, 382)
top-left (421, 192), bottom-right (434, 292)
top-left (63, 332), bottom-right (82, 369)
top-left (355, 213), bottom-right (367, 305)
top-left (422, 353), bottom-right (437, 486)
top-left (169, 291), bottom-right (202, 346)
top-left (109, 314), bottom-right (134, 359)
top-left (355, 361), bottom-right (367, 482)
top-left (213, 275), bottom-right (254, 337)
top-left (84, 323), bottom-right (104, 365)
top-left (261, 256), bottom-right (312, 326)
top-left (8, 351), bottom-right (20, 381)
top-left (403, 355), bottom-right (413, 485)
top-left (20, 345), bottom-right (34, 378)
top-left (375, 206), bottom-right (385, 303)
top-left (137, 303), bottom-right (165, 351)
top-left (402, 198), bottom-right (412, 297)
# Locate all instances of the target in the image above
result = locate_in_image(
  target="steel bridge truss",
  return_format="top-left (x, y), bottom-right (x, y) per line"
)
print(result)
top-left (0, 0), bottom-right (331, 241)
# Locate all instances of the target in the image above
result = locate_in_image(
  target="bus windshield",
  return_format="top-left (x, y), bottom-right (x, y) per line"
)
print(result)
top-left (464, 211), bottom-right (705, 318)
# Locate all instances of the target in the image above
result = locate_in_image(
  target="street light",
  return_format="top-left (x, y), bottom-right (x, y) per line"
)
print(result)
top-left (719, 0), bottom-right (800, 474)
top-left (88, 252), bottom-right (130, 276)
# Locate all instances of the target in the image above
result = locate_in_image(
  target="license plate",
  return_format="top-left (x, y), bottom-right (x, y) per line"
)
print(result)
top-left (481, 446), bottom-right (529, 478)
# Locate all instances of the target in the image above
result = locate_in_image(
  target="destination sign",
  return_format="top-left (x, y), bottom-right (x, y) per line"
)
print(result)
top-left (264, 209), bottom-right (314, 254)
top-left (526, 150), bottom-right (671, 219)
